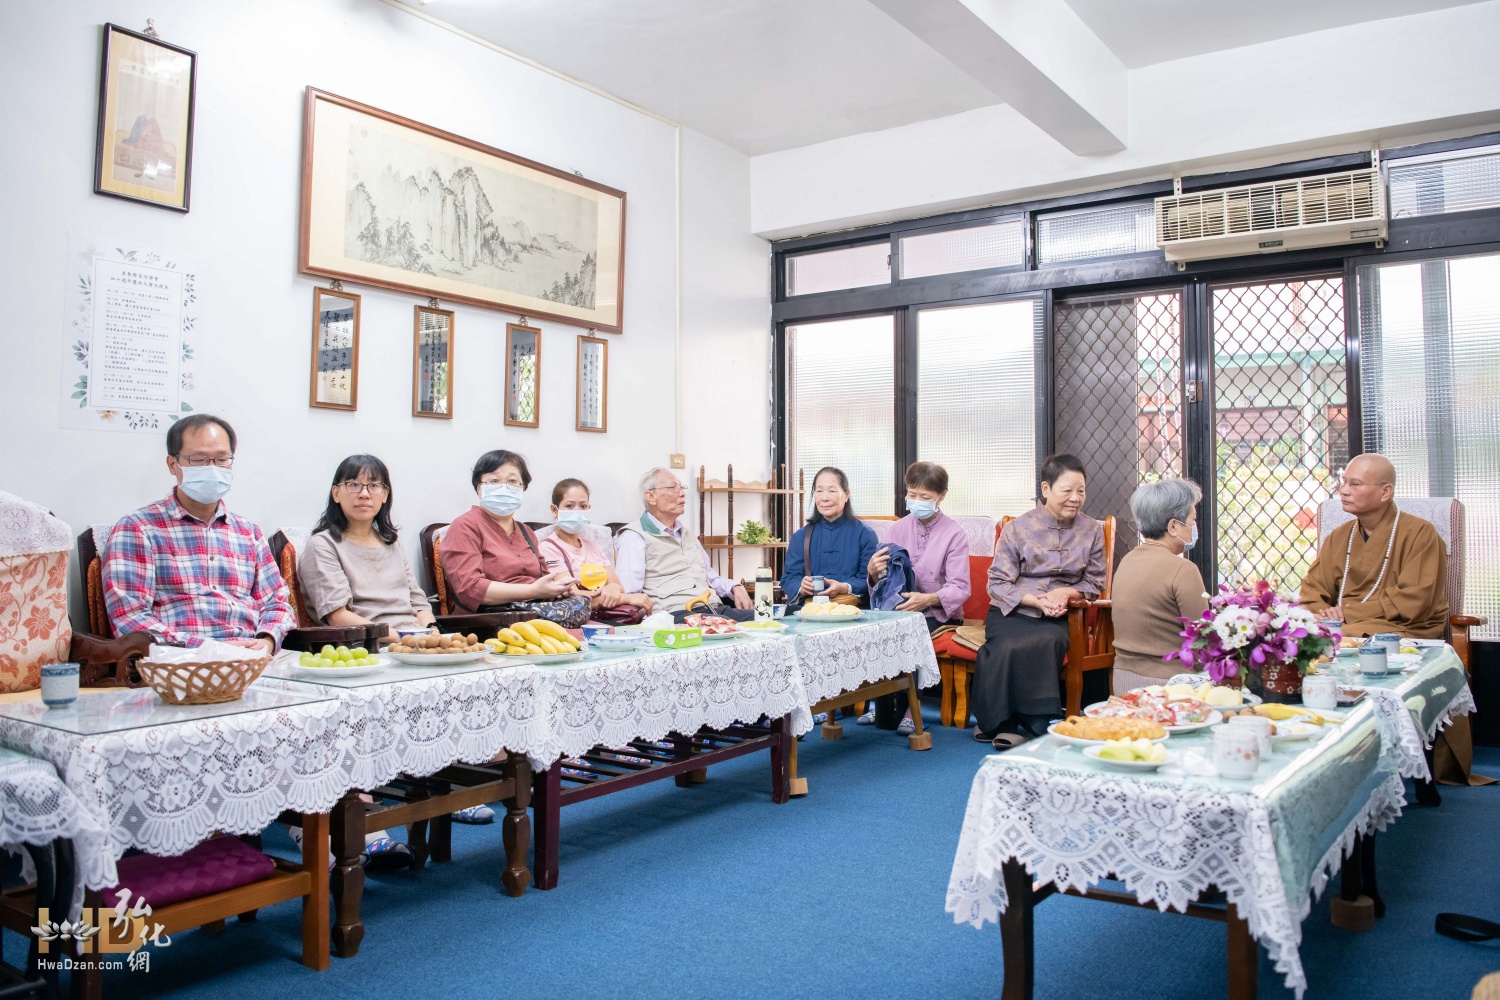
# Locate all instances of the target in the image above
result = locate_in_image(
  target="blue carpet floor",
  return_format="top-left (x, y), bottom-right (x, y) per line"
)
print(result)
top-left (10, 713), bottom-right (1498, 999)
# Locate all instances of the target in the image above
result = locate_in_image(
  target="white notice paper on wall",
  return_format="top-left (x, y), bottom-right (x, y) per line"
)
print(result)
top-left (60, 232), bottom-right (202, 434)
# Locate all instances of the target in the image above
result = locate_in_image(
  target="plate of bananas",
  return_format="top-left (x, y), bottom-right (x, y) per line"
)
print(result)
top-left (483, 620), bottom-right (587, 663)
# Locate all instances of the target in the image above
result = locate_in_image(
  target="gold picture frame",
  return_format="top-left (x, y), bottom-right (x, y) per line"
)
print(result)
top-left (94, 24), bottom-right (197, 212)
top-left (413, 306), bottom-right (454, 419)
top-left (505, 323), bottom-right (542, 428)
top-left (299, 89), bottom-right (627, 332)
top-left (576, 335), bottom-right (608, 433)
top-left (309, 287), bottom-right (361, 411)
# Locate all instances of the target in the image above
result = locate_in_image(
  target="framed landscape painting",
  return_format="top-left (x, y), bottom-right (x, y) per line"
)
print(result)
top-left (300, 89), bottom-right (627, 332)
top-left (94, 23), bottom-right (197, 211)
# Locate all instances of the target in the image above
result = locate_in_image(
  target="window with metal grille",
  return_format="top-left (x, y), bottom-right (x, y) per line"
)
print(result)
top-left (1358, 251), bottom-right (1500, 640)
top-left (1037, 202), bottom-right (1157, 266)
top-left (916, 300), bottom-right (1039, 517)
top-left (1387, 145), bottom-right (1500, 218)
top-left (785, 243), bottom-right (890, 297)
top-left (1211, 278), bottom-right (1347, 592)
top-left (786, 315), bottom-right (895, 516)
top-left (1054, 292), bottom-right (1184, 565)
top-left (898, 220), bottom-right (1025, 280)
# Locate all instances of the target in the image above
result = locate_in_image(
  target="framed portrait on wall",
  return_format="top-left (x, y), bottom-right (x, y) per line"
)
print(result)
top-left (299, 88), bottom-right (627, 332)
top-left (576, 335), bottom-right (608, 433)
top-left (94, 24), bottom-right (197, 212)
top-left (413, 305), bottom-right (454, 419)
top-left (505, 323), bottom-right (541, 428)
top-left (309, 287), bottom-right (360, 410)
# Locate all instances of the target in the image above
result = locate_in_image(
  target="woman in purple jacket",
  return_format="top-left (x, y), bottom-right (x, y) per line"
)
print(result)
top-left (864, 461), bottom-right (972, 733)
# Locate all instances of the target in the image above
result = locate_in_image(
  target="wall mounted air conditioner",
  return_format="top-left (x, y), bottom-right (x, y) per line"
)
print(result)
top-left (1154, 167), bottom-right (1386, 265)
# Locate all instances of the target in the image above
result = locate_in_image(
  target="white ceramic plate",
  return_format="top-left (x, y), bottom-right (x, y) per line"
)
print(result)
top-left (587, 635), bottom-right (650, 652)
top-left (1047, 724), bottom-right (1170, 748)
top-left (741, 622), bottom-right (788, 633)
top-left (794, 610), bottom-right (864, 623)
top-left (700, 631), bottom-right (742, 641)
top-left (1269, 721), bottom-right (1323, 745)
top-left (487, 649), bottom-right (587, 665)
top-left (1082, 746), bottom-right (1175, 771)
top-left (386, 650), bottom-right (491, 666)
top-left (290, 655), bottom-right (390, 678)
top-left (1081, 702), bottom-right (1222, 734)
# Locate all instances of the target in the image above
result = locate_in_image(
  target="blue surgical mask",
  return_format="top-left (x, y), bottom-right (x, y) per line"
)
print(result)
top-left (1175, 521), bottom-right (1198, 552)
top-left (556, 509), bottom-right (590, 533)
top-left (179, 465), bottom-right (233, 505)
top-left (481, 483), bottom-right (524, 516)
top-left (906, 498), bottom-right (938, 521)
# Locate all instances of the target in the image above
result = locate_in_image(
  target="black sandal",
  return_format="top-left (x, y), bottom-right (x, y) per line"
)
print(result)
top-left (1436, 913), bottom-right (1500, 942)
top-left (991, 732), bottom-right (1031, 751)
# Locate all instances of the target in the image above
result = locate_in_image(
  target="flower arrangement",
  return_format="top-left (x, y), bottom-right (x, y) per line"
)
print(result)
top-left (1170, 580), bottom-right (1341, 685)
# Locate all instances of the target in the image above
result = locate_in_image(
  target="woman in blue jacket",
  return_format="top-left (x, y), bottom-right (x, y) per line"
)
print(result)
top-left (781, 467), bottom-right (879, 613)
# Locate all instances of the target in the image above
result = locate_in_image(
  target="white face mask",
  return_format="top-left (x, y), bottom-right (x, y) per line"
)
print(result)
top-left (179, 465), bottom-right (233, 505)
top-left (481, 483), bottom-right (524, 516)
top-left (906, 497), bottom-right (938, 520)
top-left (1173, 521), bottom-right (1198, 552)
top-left (556, 508), bottom-right (590, 533)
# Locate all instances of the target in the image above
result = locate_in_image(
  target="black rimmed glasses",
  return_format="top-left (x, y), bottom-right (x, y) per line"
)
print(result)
top-left (339, 481), bottom-right (389, 496)
top-left (176, 455), bottom-right (235, 468)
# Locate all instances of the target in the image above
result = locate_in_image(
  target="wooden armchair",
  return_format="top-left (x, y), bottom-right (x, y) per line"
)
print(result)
top-left (945, 514), bottom-right (1117, 725)
top-left (1316, 498), bottom-right (1489, 667)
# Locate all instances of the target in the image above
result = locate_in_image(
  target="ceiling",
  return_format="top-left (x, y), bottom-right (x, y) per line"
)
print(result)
top-left (1064, 0), bottom-right (1489, 69)
top-left (395, 0), bottom-right (1489, 154)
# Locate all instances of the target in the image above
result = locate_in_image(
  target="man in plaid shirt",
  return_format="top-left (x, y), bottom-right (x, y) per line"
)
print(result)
top-left (102, 415), bottom-right (295, 652)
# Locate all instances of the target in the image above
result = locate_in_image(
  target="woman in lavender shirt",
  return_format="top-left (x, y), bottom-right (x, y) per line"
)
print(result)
top-left (864, 462), bottom-right (971, 733)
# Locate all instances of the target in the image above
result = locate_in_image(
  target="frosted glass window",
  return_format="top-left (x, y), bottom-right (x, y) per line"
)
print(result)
top-left (1359, 251), bottom-right (1500, 640)
top-left (785, 243), bottom-right (890, 297)
top-left (1037, 203), bottom-right (1157, 265)
top-left (787, 316), bottom-right (895, 516)
top-left (1388, 146), bottom-right (1500, 218)
top-left (898, 221), bottom-right (1024, 279)
top-left (916, 300), bottom-right (1039, 517)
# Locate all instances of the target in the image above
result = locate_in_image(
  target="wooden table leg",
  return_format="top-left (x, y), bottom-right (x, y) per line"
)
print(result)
top-left (1227, 904), bottom-right (1258, 1000)
top-left (821, 711), bottom-right (844, 740)
top-left (954, 664), bottom-right (972, 731)
top-left (939, 658), bottom-right (955, 727)
top-left (1415, 745), bottom-right (1442, 806)
top-left (300, 811), bottom-right (331, 971)
top-left (501, 754), bottom-right (532, 896)
top-left (788, 724), bottom-right (809, 797)
top-left (532, 763), bottom-right (562, 891)
top-left (904, 673), bottom-right (933, 750)
top-left (999, 859), bottom-right (1035, 1000)
top-left (770, 715), bottom-right (791, 804)
top-left (406, 782), bottom-right (430, 870)
top-left (1330, 832), bottom-right (1375, 931)
top-left (330, 790), bottom-right (366, 957)
top-left (1360, 831), bottom-right (1385, 918)
top-left (428, 776), bottom-right (454, 864)
top-left (671, 733), bottom-right (696, 788)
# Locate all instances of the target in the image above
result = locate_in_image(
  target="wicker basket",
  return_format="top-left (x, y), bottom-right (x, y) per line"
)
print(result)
top-left (137, 655), bottom-right (271, 705)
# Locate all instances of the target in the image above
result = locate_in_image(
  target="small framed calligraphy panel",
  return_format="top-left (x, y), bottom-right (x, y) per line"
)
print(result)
top-left (309, 287), bottom-right (360, 410)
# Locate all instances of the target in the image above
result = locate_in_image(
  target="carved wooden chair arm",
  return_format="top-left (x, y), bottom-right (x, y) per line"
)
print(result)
top-left (69, 631), bottom-right (152, 687)
top-left (1451, 614), bottom-right (1487, 627)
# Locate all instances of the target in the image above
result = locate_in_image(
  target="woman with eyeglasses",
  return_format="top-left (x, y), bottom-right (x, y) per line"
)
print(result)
top-left (298, 454), bottom-right (436, 630)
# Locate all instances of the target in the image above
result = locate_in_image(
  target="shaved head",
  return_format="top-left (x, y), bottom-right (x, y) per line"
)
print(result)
top-left (1339, 453), bottom-right (1396, 522)
top-left (1346, 454), bottom-right (1395, 487)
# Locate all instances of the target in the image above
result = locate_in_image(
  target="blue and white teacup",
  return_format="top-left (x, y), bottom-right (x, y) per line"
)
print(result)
top-left (40, 663), bottom-right (80, 709)
top-left (1358, 646), bottom-right (1389, 676)
top-left (1372, 632), bottom-right (1401, 656)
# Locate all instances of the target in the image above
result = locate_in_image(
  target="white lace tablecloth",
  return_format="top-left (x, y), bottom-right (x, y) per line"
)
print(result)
top-left (786, 611), bottom-right (939, 705)
top-left (1344, 645), bottom-right (1475, 780)
top-left (0, 691), bottom-right (353, 876)
top-left (263, 637), bottom-right (813, 777)
top-left (946, 705), bottom-right (1405, 998)
top-left (0, 746), bottom-right (115, 907)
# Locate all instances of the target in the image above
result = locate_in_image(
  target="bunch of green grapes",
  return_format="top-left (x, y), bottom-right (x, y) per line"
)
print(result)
top-left (298, 644), bottom-right (379, 669)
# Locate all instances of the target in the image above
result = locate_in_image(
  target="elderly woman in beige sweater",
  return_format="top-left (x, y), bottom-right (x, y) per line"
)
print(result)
top-left (1111, 478), bottom-right (1210, 694)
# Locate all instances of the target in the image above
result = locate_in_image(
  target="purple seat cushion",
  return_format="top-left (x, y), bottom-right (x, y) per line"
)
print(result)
top-left (106, 836), bottom-right (276, 909)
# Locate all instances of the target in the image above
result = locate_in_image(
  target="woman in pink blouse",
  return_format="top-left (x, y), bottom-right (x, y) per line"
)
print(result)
top-left (974, 454), bottom-right (1106, 749)
top-left (539, 478), bottom-right (651, 617)
top-left (864, 461), bottom-right (971, 733)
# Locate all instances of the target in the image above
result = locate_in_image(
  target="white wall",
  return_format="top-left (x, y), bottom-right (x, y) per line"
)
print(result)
top-left (0, 0), bottom-right (771, 619)
top-left (751, 0), bottom-right (1500, 237)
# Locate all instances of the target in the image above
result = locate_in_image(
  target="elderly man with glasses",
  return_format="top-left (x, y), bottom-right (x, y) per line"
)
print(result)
top-left (100, 413), bottom-right (294, 652)
top-left (614, 467), bottom-right (755, 621)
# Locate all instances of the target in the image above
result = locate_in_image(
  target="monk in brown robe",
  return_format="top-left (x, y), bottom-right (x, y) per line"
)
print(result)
top-left (1300, 454), bottom-right (1448, 637)
top-left (1301, 454), bottom-right (1490, 787)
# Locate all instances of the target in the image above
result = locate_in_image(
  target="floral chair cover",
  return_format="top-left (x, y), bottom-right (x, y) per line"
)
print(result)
top-left (0, 492), bottom-right (73, 692)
